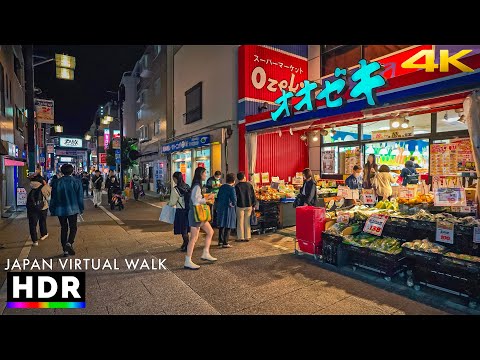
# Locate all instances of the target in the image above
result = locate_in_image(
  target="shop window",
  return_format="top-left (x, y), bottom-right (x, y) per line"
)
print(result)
top-left (436, 109), bottom-right (468, 133)
top-left (321, 45), bottom-right (361, 76)
top-left (339, 146), bottom-right (361, 175)
top-left (185, 82), bottom-right (202, 124)
top-left (322, 124), bottom-right (358, 144)
top-left (154, 120), bottom-right (160, 135)
top-left (194, 147), bottom-right (211, 179)
top-left (364, 45), bottom-right (411, 61)
top-left (321, 146), bottom-right (338, 174)
top-left (362, 113), bottom-right (431, 140)
top-left (0, 62), bottom-right (4, 115)
top-left (364, 139), bottom-right (429, 171)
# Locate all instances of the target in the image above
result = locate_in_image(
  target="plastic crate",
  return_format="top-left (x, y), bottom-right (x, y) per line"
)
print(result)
top-left (322, 232), bottom-right (345, 266)
top-left (402, 247), bottom-right (444, 265)
top-left (343, 243), bottom-right (407, 278)
top-left (440, 256), bottom-right (480, 275)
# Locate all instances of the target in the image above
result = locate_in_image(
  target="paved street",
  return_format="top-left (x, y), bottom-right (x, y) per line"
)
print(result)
top-left (0, 193), bottom-right (452, 315)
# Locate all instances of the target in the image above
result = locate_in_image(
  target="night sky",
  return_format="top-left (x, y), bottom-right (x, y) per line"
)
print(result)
top-left (33, 45), bottom-right (146, 136)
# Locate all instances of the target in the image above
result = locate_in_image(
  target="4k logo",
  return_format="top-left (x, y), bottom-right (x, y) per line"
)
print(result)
top-left (401, 49), bottom-right (474, 73)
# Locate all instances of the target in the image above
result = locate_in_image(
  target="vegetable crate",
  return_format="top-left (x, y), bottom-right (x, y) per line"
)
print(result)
top-left (322, 233), bottom-right (347, 266)
top-left (342, 243), bottom-right (407, 281)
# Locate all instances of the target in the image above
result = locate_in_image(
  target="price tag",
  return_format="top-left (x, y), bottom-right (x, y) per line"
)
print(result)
top-left (436, 220), bottom-right (454, 244)
top-left (352, 190), bottom-right (360, 200)
top-left (363, 214), bottom-right (389, 236)
top-left (399, 186), bottom-right (416, 199)
top-left (362, 193), bottom-right (376, 205)
top-left (337, 186), bottom-right (348, 198)
top-left (474, 227), bottom-right (480, 244)
top-left (337, 212), bottom-right (350, 224)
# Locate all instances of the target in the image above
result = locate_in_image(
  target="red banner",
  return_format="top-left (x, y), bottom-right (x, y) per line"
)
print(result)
top-left (99, 153), bottom-right (107, 164)
top-left (238, 45), bottom-right (308, 103)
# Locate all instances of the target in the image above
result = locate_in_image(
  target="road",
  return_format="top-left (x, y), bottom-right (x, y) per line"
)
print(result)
top-left (0, 192), bottom-right (451, 315)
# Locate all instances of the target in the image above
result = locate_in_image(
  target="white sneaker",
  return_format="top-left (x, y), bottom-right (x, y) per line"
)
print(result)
top-left (32, 242), bottom-right (39, 246)
top-left (184, 256), bottom-right (200, 270)
top-left (40, 234), bottom-right (49, 241)
top-left (200, 252), bottom-right (217, 262)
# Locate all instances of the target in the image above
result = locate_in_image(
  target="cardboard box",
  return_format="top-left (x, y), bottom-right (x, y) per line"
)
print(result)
top-left (465, 188), bottom-right (477, 202)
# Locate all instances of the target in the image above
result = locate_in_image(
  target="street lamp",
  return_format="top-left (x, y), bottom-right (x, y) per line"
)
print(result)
top-left (54, 125), bottom-right (64, 133)
top-left (84, 134), bottom-right (92, 141)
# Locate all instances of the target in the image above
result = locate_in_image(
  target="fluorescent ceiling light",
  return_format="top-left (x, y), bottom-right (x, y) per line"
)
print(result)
top-left (378, 126), bottom-right (390, 131)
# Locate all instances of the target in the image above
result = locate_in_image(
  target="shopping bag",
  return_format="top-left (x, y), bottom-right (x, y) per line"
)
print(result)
top-left (250, 211), bottom-right (258, 226)
top-left (194, 204), bottom-right (211, 222)
top-left (159, 204), bottom-right (176, 224)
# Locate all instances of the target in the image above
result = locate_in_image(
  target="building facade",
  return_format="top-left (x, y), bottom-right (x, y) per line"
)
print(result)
top-left (0, 45), bottom-right (28, 218)
top-left (161, 45), bottom-right (238, 186)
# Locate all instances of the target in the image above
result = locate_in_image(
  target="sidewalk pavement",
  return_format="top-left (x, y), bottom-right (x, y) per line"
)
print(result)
top-left (0, 194), bottom-right (454, 315)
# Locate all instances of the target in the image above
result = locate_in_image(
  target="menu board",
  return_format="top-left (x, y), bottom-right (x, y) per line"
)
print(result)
top-left (430, 143), bottom-right (458, 175)
top-left (430, 139), bottom-right (475, 176)
top-left (344, 148), bottom-right (361, 175)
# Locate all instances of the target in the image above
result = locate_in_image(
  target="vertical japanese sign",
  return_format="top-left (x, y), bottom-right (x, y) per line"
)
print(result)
top-left (99, 153), bottom-right (107, 164)
top-left (34, 99), bottom-right (54, 124)
top-left (104, 129), bottom-right (110, 150)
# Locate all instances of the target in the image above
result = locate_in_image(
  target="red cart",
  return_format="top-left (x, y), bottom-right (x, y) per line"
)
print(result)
top-left (294, 206), bottom-right (326, 260)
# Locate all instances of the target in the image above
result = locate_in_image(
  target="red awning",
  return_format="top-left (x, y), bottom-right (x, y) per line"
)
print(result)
top-left (4, 158), bottom-right (26, 167)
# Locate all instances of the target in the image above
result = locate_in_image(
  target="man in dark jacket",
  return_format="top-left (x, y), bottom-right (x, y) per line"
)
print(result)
top-left (299, 168), bottom-right (317, 206)
top-left (401, 160), bottom-right (418, 186)
top-left (235, 172), bottom-right (257, 242)
top-left (49, 164), bottom-right (84, 257)
top-left (345, 165), bottom-right (363, 190)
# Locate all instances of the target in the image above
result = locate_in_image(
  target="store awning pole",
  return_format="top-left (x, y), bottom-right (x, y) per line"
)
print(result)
top-left (463, 91), bottom-right (480, 211)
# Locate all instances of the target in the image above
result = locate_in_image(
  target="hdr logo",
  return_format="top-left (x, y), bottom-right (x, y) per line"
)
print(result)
top-left (6, 272), bottom-right (86, 309)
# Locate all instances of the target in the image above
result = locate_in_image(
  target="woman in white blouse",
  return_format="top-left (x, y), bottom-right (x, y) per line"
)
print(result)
top-left (185, 167), bottom-right (216, 270)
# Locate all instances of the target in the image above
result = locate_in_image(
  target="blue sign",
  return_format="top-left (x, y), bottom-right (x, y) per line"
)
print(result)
top-left (115, 149), bottom-right (121, 155)
top-left (115, 153), bottom-right (121, 159)
top-left (115, 158), bottom-right (121, 164)
top-left (162, 135), bottom-right (210, 154)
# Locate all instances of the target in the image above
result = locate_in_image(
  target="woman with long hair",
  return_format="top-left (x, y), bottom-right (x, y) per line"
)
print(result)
top-left (185, 167), bottom-right (216, 270)
top-left (167, 172), bottom-right (191, 252)
top-left (375, 164), bottom-right (396, 201)
top-left (363, 154), bottom-right (378, 189)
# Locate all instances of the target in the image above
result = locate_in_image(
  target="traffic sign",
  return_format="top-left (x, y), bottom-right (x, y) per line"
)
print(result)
top-left (115, 149), bottom-right (121, 155)
top-left (115, 158), bottom-right (121, 164)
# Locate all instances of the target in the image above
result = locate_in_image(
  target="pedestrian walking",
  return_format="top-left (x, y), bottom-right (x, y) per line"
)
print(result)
top-left (26, 175), bottom-right (51, 246)
top-left (81, 172), bottom-right (90, 198)
top-left (130, 174), bottom-right (142, 201)
top-left (206, 170), bottom-right (222, 227)
top-left (235, 172), bottom-right (256, 242)
top-left (105, 170), bottom-right (120, 206)
top-left (167, 171), bottom-right (191, 252)
top-left (49, 164), bottom-right (84, 257)
top-left (216, 173), bottom-right (237, 248)
top-left (185, 167), bottom-right (216, 270)
top-left (91, 169), bottom-right (104, 208)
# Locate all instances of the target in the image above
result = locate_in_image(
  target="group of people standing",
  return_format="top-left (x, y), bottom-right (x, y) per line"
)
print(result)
top-left (345, 154), bottom-right (420, 201)
top-left (167, 167), bottom-right (257, 270)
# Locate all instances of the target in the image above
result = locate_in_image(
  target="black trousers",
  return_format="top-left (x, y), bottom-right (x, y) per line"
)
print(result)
top-left (83, 186), bottom-right (89, 197)
top-left (27, 209), bottom-right (48, 242)
top-left (218, 227), bottom-right (231, 245)
top-left (58, 214), bottom-right (78, 247)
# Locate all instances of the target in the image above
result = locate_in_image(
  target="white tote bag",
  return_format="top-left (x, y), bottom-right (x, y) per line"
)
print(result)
top-left (159, 204), bottom-right (176, 224)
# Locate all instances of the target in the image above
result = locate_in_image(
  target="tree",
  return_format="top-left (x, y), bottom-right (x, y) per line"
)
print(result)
top-left (106, 137), bottom-right (139, 170)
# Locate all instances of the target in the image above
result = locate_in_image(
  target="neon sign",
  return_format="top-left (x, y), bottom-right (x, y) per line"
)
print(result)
top-left (271, 59), bottom-right (387, 121)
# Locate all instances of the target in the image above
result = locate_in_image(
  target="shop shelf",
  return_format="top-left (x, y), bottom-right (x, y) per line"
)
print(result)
top-left (440, 256), bottom-right (480, 275)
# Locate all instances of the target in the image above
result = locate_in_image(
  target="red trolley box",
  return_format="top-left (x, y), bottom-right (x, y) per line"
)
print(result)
top-left (295, 206), bottom-right (326, 255)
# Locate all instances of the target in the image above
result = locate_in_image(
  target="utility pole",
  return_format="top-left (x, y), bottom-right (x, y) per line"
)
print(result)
top-left (24, 45), bottom-right (36, 173)
top-left (118, 84), bottom-right (125, 189)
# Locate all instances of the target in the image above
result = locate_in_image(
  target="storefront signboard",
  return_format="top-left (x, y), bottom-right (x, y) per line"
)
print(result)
top-left (363, 214), bottom-right (389, 236)
top-left (46, 144), bottom-right (54, 154)
top-left (322, 150), bottom-right (335, 174)
top-left (261, 172), bottom-right (270, 183)
top-left (434, 187), bottom-right (466, 207)
top-left (436, 220), bottom-right (454, 244)
top-left (16, 188), bottom-right (27, 206)
top-left (474, 227), bottom-right (480, 244)
top-left (104, 129), bottom-right (110, 149)
top-left (60, 137), bottom-right (82, 148)
top-left (452, 138), bottom-right (476, 172)
top-left (99, 153), bottom-right (107, 164)
top-left (371, 127), bottom-right (414, 141)
top-left (34, 99), bottom-right (54, 124)
top-left (162, 135), bottom-right (211, 154)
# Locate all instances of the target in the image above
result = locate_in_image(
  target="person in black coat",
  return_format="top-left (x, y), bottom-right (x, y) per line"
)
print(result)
top-left (299, 168), bottom-right (317, 206)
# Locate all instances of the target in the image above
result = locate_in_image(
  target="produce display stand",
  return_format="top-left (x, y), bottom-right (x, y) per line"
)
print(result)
top-left (254, 201), bottom-right (280, 234)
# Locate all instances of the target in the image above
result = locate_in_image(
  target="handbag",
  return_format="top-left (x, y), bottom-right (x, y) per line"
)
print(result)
top-left (194, 204), bottom-right (211, 222)
top-left (159, 204), bottom-right (176, 224)
top-left (293, 194), bottom-right (305, 208)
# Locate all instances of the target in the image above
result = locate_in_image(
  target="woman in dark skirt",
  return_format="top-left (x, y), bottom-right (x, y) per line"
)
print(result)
top-left (215, 173), bottom-right (237, 248)
top-left (167, 172), bottom-right (191, 252)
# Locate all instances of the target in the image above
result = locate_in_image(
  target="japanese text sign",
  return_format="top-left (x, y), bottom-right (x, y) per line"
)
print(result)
top-left (271, 59), bottom-right (386, 121)
top-left (363, 214), bottom-right (389, 236)
top-left (436, 220), bottom-right (454, 244)
top-left (34, 99), bottom-right (54, 124)
top-left (434, 188), bottom-right (466, 207)
top-left (238, 45), bottom-right (308, 103)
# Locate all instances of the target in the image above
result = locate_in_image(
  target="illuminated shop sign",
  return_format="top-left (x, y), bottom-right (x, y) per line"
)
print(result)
top-left (271, 59), bottom-right (387, 121)
top-left (162, 135), bottom-right (210, 154)
top-left (60, 137), bottom-right (83, 148)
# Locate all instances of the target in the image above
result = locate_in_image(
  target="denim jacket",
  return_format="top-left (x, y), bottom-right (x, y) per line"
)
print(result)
top-left (49, 176), bottom-right (84, 217)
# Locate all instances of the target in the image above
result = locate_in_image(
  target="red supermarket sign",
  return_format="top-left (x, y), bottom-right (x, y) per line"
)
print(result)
top-left (238, 45), bottom-right (308, 103)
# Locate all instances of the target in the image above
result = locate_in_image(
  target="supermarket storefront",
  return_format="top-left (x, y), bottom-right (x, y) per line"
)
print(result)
top-left (240, 45), bottom-right (480, 187)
